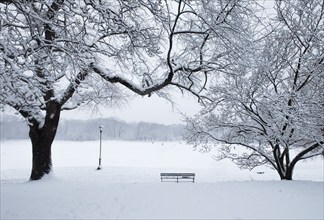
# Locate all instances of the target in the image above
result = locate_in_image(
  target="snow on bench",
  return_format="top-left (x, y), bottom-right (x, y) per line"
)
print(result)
top-left (160, 173), bottom-right (195, 183)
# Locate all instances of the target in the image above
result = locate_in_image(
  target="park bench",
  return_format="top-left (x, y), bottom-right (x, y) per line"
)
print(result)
top-left (160, 173), bottom-right (195, 183)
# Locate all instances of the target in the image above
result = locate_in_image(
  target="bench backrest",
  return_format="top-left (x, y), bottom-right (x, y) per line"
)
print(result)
top-left (160, 173), bottom-right (195, 177)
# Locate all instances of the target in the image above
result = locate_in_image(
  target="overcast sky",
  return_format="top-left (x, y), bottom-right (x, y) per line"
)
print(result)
top-left (60, 92), bottom-right (202, 125)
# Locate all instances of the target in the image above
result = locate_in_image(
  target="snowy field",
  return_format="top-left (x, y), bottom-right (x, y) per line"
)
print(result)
top-left (1, 140), bottom-right (323, 219)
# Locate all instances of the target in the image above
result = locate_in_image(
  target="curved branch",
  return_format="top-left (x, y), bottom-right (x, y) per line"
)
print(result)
top-left (289, 142), bottom-right (323, 169)
top-left (91, 64), bottom-right (174, 96)
top-left (59, 71), bottom-right (89, 106)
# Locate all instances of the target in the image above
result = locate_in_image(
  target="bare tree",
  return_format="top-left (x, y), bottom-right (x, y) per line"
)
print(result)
top-left (185, 0), bottom-right (324, 180)
top-left (0, 0), bottom-right (249, 180)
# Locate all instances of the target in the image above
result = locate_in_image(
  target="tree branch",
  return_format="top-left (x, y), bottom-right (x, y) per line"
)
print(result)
top-left (91, 63), bottom-right (174, 96)
top-left (59, 71), bottom-right (89, 106)
top-left (193, 129), bottom-right (278, 170)
top-left (289, 142), bottom-right (323, 168)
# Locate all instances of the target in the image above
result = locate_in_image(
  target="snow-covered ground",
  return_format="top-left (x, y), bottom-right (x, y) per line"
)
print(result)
top-left (1, 140), bottom-right (323, 219)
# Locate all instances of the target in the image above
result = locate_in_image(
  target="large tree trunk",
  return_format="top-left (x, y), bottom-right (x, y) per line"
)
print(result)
top-left (29, 103), bottom-right (61, 181)
top-left (277, 167), bottom-right (293, 180)
top-left (284, 168), bottom-right (293, 180)
top-left (276, 169), bottom-right (293, 180)
top-left (29, 126), bottom-right (54, 180)
top-left (272, 145), bottom-right (294, 180)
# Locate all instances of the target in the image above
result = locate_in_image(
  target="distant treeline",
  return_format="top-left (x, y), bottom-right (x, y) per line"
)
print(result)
top-left (0, 115), bottom-right (184, 141)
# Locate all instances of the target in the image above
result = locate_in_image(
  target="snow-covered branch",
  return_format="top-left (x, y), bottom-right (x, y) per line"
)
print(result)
top-left (91, 63), bottom-right (174, 97)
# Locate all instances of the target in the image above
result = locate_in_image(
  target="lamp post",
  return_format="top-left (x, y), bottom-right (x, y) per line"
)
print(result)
top-left (97, 125), bottom-right (103, 170)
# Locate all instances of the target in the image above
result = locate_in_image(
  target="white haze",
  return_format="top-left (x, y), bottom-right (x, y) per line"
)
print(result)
top-left (60, 92), bottom-right (202, 125)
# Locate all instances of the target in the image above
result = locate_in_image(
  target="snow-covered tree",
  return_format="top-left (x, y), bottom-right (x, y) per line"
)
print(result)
top-left (185, 0), bottom-right (324, 180)
top-left (0, 0), bottom-right (250, 180)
